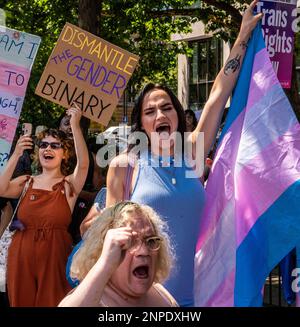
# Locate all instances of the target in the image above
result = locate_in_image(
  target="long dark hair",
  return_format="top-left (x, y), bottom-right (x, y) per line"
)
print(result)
top-left (185, 109), bottom-right (198, 129)
top-left (129, 83), bottom-right (186, 152)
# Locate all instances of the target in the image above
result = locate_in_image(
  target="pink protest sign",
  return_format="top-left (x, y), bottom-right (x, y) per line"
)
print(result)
top-left (0, 25), bottom-right (41, 171)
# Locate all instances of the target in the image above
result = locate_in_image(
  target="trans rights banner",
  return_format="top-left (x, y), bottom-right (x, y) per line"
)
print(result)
top-left (35, 23), bottom-right (139, 126)
top-left (194, 25), bottom-right (300, 307)
top-left (0, 26), bottom-right (41, 173)
top-left (257, 0), bottom-right (297, 88)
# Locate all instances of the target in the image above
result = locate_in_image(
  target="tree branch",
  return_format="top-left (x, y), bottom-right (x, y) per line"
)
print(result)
top-left (201, 0), bottom-right (242, 25)
top-left (101, 8), bottom-right (202, 18)
top-left (101, 3), bottom-right (242, 25)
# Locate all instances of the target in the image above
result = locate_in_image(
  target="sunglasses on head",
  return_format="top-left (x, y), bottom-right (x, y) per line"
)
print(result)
top-left (38, 141), bottom-right (63, 150)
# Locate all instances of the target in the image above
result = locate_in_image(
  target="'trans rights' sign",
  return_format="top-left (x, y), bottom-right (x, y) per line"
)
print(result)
top-left (35, 23), bottom-right (139, 125)
top-left (257, 0), bottom-right (297, 88)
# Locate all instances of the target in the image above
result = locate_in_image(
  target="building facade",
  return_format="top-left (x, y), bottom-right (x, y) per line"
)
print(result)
top-left (172, 20), bottom-right (230, 113)
top-left (173, 2), bottom-right (300, 116)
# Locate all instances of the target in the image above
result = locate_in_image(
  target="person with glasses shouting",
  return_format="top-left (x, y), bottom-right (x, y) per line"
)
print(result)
top-left (59, 201), bottom-right (177, 307)
top-left (0, 105), bottom-right (89, 306)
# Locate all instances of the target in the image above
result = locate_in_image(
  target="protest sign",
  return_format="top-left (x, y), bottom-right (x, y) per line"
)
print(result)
top-left (0, 9), bottom-right (5, 30)
top-left (257, 0), bottom-right (297, 88)
top-left (35, 23), bottom-right (139, 126)
top-left (0, 25), bottom-right (41, 172)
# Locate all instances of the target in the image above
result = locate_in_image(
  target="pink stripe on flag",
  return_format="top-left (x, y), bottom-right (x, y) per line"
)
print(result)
top-left (194, 199), bottom-right (236, 306)
top-left (196, 111), bottom-right (245, 251)
top-left (0, 61), bottom-right (30, 96)
top-left (235, 123), bottom-right (300, 246)
top-left (197, 49), bottom-right (287, 252)
top-left (204, 268), bottom-right (235, 307)
top-left (246, 48), bottom-right (278, 110)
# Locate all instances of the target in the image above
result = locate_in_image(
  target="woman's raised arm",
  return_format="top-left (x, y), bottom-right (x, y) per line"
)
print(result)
top-left (192, 0), bottom-right (263, 159)
top-left (66, 105), bottom-right (89, 195)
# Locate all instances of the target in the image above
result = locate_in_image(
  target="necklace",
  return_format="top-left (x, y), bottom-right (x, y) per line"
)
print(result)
top-left (160, 157), bottom-right (177, 185)
top-left (146, 152), bottom-right (178, 186)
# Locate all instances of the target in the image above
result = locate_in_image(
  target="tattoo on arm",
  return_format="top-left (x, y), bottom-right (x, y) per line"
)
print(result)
top-left (224, 54), bottom-right (241, 76)
top-left (239, 41), bottom-right (248, 50)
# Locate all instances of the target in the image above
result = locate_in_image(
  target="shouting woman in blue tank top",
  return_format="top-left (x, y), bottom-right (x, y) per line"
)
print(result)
top-left (81, 1), bottom-right (263, 307)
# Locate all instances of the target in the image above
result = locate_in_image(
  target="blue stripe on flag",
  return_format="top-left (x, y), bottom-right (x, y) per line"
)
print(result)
top-left (235, 180), bottom-right (300, 306)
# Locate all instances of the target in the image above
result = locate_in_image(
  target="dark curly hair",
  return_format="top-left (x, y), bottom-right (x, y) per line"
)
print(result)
top-left (33, 128), bottom-right (73, 176)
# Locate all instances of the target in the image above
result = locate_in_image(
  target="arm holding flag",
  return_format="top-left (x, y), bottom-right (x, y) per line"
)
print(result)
top-left (192, 0), bottom-right (263, 160)
top-left (194, 6), bottom-right (300, 306)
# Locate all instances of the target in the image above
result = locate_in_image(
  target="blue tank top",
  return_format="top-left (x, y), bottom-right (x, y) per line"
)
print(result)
top-left (130, 151), bottom-right (205, 307)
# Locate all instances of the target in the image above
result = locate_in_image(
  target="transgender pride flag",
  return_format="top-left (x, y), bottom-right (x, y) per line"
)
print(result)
top-left (194, 25), bottom-right (300, 307)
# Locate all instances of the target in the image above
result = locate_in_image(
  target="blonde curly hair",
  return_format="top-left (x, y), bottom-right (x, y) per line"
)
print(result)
top-left (70, 201), bottom-right (175, 283)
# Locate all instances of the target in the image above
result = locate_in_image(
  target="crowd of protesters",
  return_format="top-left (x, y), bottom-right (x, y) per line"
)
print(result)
top-left (0, 1), bottom-right (278, 308)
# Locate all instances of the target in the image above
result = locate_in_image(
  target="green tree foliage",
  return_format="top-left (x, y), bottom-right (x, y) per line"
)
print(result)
top-left (0, 0), bottom-right (78, 128)
top-left (1, 0), bottom-right (298, 126)
top-left (0, 0), bottom-right (198, 128)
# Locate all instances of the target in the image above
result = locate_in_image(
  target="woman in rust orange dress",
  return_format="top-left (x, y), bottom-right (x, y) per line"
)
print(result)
top-left (0, 106), bottom-right (89, 306)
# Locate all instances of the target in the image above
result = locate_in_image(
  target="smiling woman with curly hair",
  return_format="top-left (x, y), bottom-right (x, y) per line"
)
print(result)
top-left (0, 106), bottom-right (89, 307)
top-left (32, 128), bottom-right (73, 176)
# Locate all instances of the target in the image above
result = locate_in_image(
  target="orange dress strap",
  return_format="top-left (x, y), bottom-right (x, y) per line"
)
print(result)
top-left (18, 175), bottom-right (32, 187)
top-left (60, 177), bottom-right (75, 197)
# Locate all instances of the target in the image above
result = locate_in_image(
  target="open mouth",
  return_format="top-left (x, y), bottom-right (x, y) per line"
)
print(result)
top-left (43, 153), bottom-right (54, 160)
top-left (132, 265), bottom-right (149, 279)
top-left (155, 123), bottom-right (171, 139)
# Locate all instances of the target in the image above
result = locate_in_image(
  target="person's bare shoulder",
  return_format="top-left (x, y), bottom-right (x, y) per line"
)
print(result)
top-left (109, 152), bottom-right (132, 169)
top-left (106, 153), bottom-right (134, 206)
top-left (151, 283), bottom-right (179, 307)
top-left (108, 152), bottom-right (136, 179)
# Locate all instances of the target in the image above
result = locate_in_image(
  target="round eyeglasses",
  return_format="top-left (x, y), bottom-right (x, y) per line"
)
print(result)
top-left (129, 236), bottom-right (161, 253)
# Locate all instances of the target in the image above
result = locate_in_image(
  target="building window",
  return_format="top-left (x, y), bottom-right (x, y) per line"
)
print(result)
top-left (188, 38), bottom-right (223, 110)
